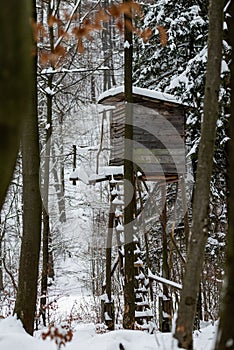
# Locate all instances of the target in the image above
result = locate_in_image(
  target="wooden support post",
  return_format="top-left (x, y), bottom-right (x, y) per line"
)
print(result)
top-left (72, 145), bottom-right (77, 185)
top-left (104, 188), bottom-right (115, 330)
top-left (180, 176), bottom-right (190, 250)
top-left (159, 295), bottom-right (172, 332)
top-left (159, 184), bottom-right (172, 332)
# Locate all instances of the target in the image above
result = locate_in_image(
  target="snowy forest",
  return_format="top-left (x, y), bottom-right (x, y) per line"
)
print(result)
top-left (0, 0), bottom-right (233, 349)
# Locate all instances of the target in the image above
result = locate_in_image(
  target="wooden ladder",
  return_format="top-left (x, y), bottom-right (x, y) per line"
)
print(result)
top-left (103, 174), bottom-right (153, 330)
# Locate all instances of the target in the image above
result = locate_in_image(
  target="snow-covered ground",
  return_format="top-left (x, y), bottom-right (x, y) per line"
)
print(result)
top-left (0, 316), bottom-right (218, 350)
top-left (0, 103), bottom-right (219, 349)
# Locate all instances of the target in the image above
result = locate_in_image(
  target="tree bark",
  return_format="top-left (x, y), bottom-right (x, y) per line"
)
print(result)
top-left (174, 0), bottom-right (224, 348)
top-left (105, 200), bottom-right (115, 330)
top-left (102, 0), bottom-right (111, 91)
top-left (123, 0), bottom-right (135, 330)
top-left (0, 1), bottom-right (33, 209)
top-left (0, 217), bottom-right (3, 291)
top-left (40, 2), bottom-right (55, 320)
top-left (160, 185), bottom-right (172, 332)
top-left (215, 2), bottom-right (234, 348)
top-left (14, 1), bottom-right (42, 335)
top-left (51, 143), bottom-right (66, 223)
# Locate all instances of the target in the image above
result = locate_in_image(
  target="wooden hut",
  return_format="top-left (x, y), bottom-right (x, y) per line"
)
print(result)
top-left (98, 86), bottom-right (186, 183)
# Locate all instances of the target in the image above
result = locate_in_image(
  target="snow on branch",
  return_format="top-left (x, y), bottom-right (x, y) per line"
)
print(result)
top-left (148, 269), bottom-right (182, 290)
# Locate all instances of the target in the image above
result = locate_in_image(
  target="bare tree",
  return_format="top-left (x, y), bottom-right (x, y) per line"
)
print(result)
top-left (174, 0), bottom-right (225, 348)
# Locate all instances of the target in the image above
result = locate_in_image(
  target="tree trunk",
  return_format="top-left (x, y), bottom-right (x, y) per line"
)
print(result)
top-left (174, 0), bottom-right (224, 348)
top-left (40, 207), bottom-right (52, 326)
top-left (160, 185), bottom-right (172, 332)
top-left (215, 2), bottom-right (234, 348)
top-left (102, 0), bottom-right (111, 91)
top-left (105, 200), bottom-right (115, 330)
top-left (0, 218), bottom-right (4, 291)
top-left (0, 1), bottom-right (33, 209)
top-left (14, 1), bottom-right (42, 335)
top-left (51, 143), bottom-right (66, 223)
top-left (123, 0), bottom-right (135, 330)
top-left (40, 2), bottom-right (55, 319)
top-left (40, 74), bottom-right (55, 324)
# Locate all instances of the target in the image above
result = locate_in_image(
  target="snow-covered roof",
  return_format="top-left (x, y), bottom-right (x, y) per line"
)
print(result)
top-left (98, 85), bottom-right (183, 105)
top-left (69, 166), bottom-right (124, 185)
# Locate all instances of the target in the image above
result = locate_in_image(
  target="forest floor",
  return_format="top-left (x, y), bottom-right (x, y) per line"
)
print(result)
top-left (0, 132), bottom-right (219, 349)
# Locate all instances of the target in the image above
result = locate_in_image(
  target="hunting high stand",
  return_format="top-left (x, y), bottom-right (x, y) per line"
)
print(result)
top-left (98, 86), bottom-right (187, 331)
top-left (70, 86), bottom-right (187, 331)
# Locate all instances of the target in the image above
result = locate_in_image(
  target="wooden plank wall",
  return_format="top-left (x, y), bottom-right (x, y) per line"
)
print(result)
top-left (109, 102), bottom-right (185, 179)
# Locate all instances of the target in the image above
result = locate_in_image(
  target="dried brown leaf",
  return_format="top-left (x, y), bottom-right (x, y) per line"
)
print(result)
top-left (119, 2), bottom-right (142, 17)
top-left (125, 18), bottom-right (135, 32)
top-left (40, 52), bottom-right (50, 65)
top-left (72, 24), bottom-right (93, 40)
top-left (58, 28), bottom-right (69, 40)
top-left (32, 21), bottom-right (47, 42)
top-left (141, 28), bottom-right (153, 43)
top-left (116, 19), bottom-right (124, 33)
top-left (48, 15), bottom-right (62, 27)
top-left (109, 4), bottom-right (121, 17)
top-left (157, 25), bottom-right (168, 47)
top-left (129, 1), bottom-right (142, 15)
top-left (72, 26), bottom-right (86, 38)
top-left (77, 39), bottom-right (85, 53)
top-left (95, 9), bottom-right (110, 22)
top-left (54, 45), bottom-right (66, 58)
